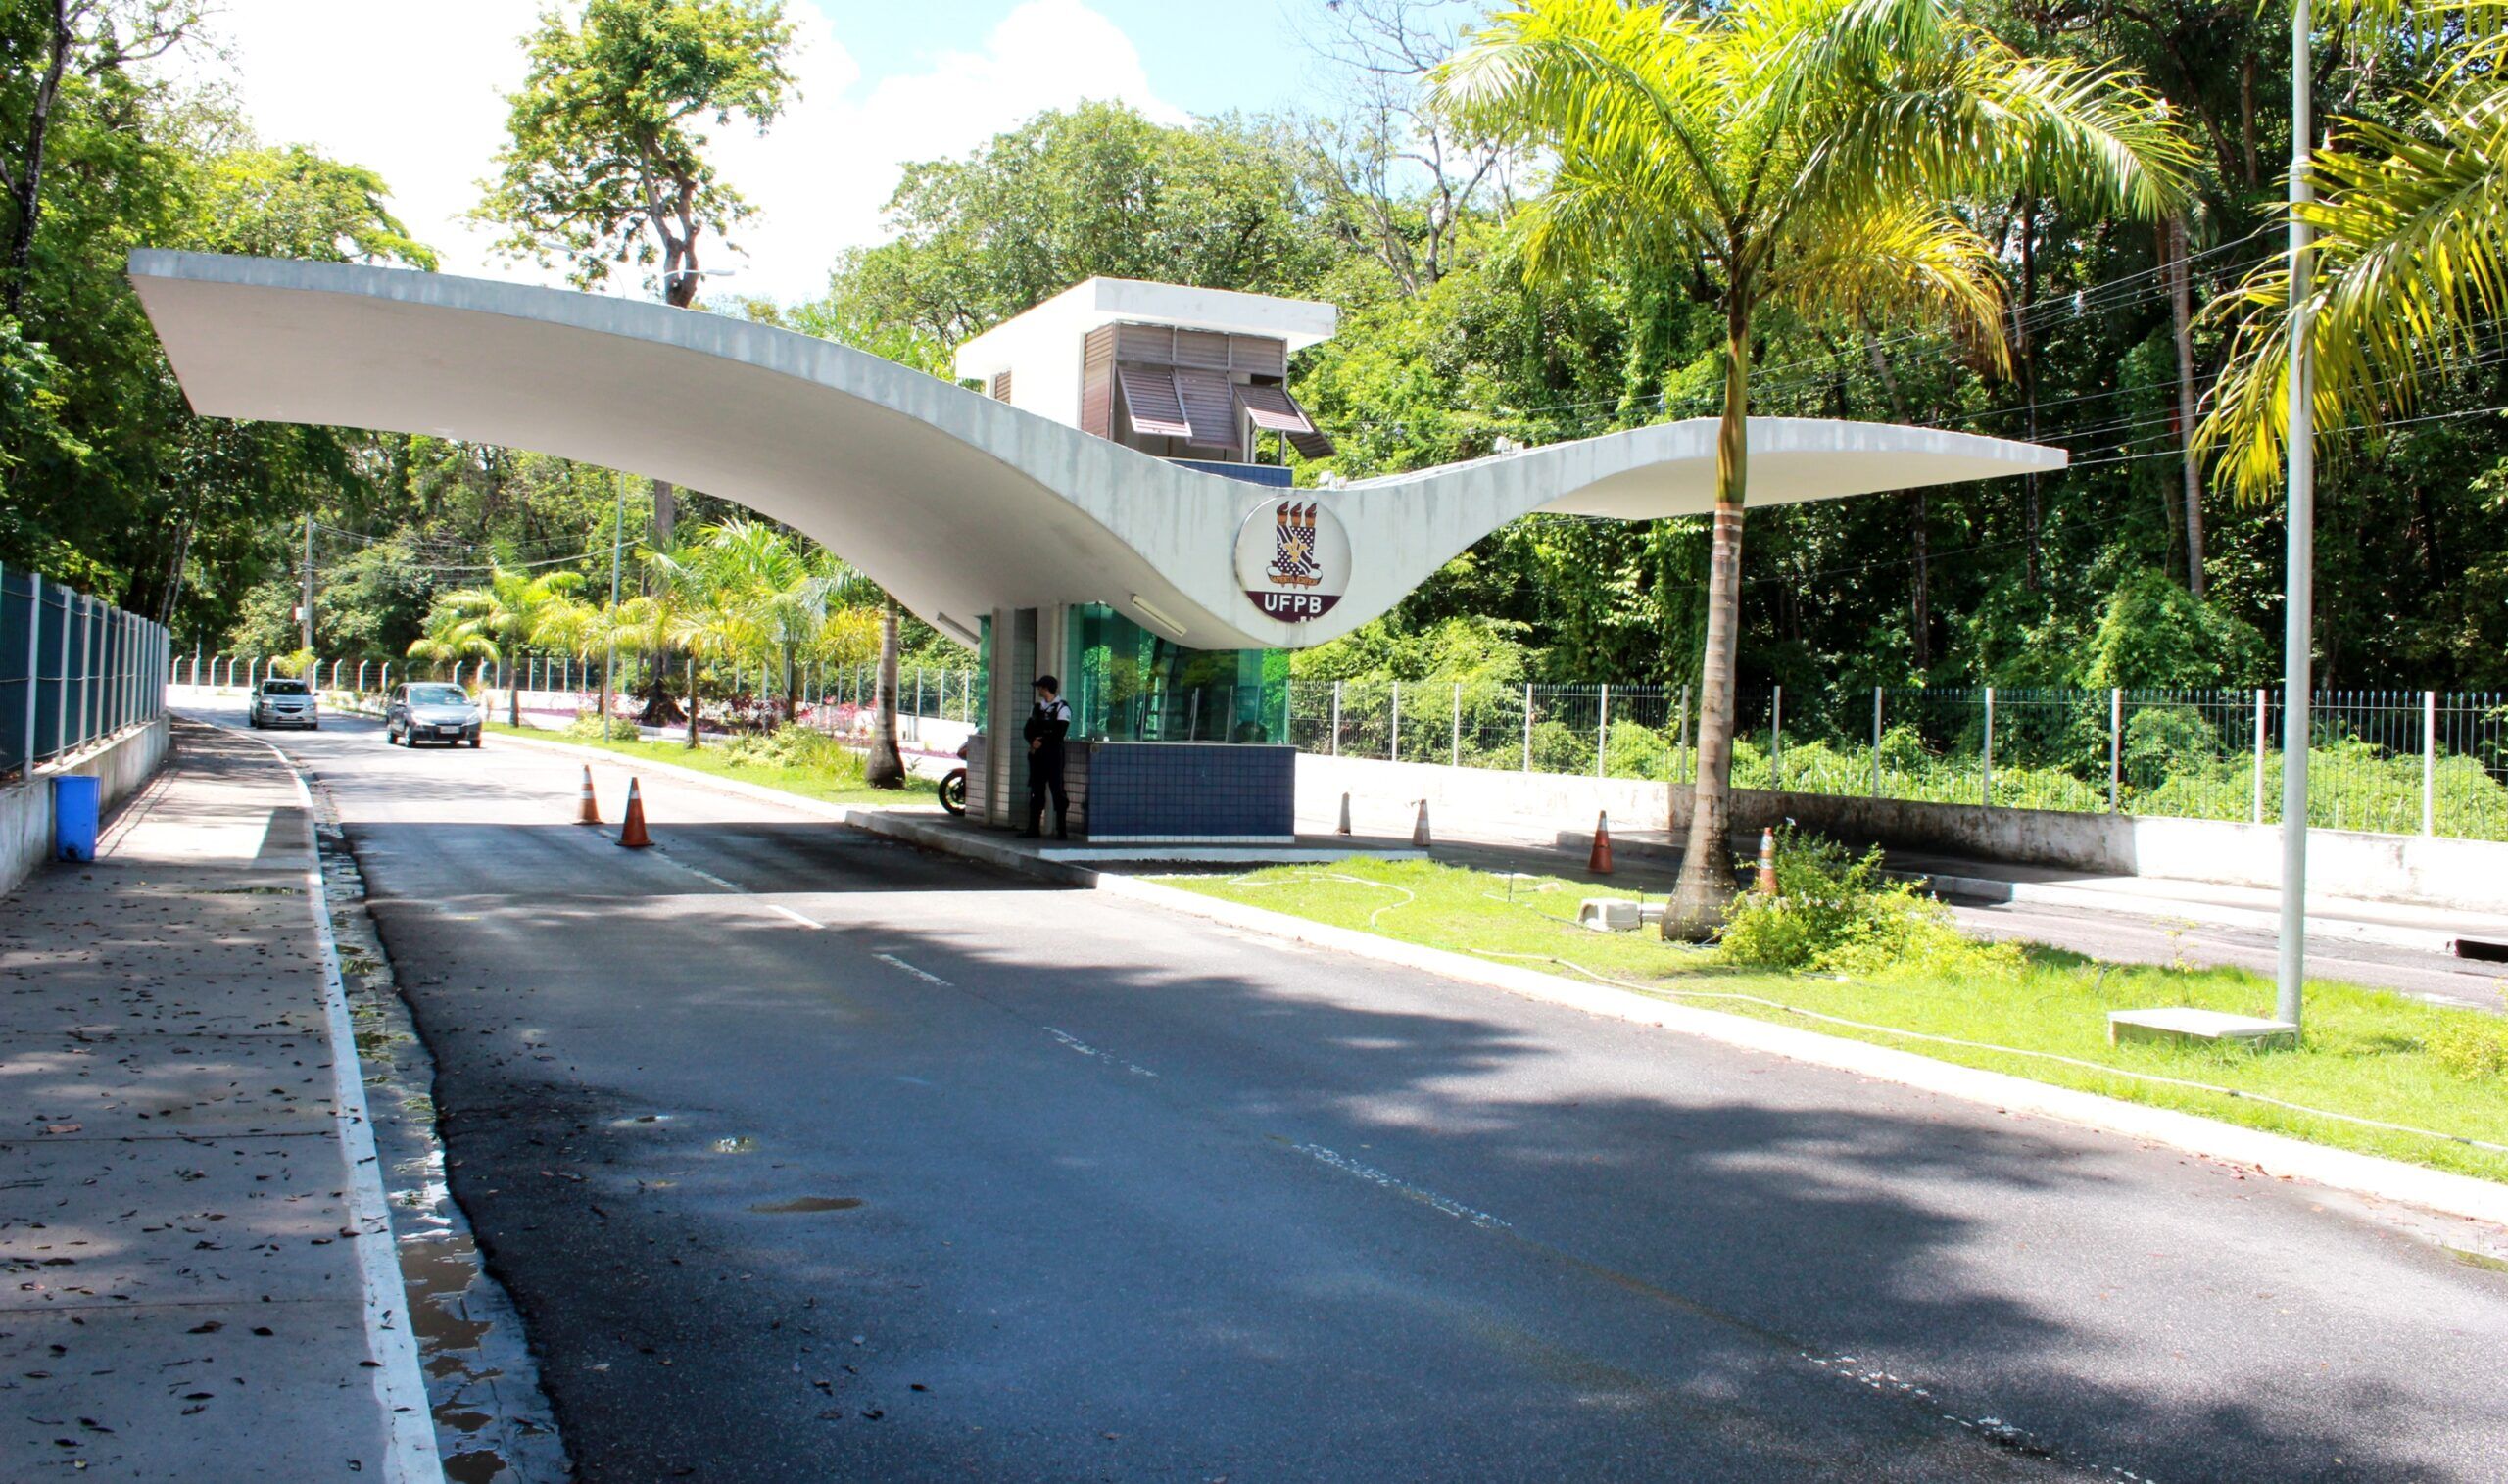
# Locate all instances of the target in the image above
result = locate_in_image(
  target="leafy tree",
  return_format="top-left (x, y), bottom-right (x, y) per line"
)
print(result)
top-left (0, 0), bottom-right (200, 313)
top-left (810, 102), bottom-right (1331, 352)
top-left (476, 0), bottom-right (796, 574)
top-left (477, 0), bottom-right (795, 306)
top-left (1434, 0), bottom-right (2193, 935)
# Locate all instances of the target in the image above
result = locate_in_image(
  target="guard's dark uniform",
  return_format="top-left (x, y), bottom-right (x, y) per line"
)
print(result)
top-left (1023, 694), bottom-right (1073, 838)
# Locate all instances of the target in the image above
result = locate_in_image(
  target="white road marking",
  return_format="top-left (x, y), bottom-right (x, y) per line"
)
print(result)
top-left (877, 952), bottom-right (951, 985)
top-left (1289, 1140), bottom-right (1510, 1231)
top-left (766, 902), bottom-right (825, 930)
top-left (1041, 1026), bottom-right (1159, 1077)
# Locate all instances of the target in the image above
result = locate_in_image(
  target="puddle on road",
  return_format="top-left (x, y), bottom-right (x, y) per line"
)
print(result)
top-left (748, 1197), bottom-right (863, 1215)
top-left (316, 814), bottom-right (570, 1482)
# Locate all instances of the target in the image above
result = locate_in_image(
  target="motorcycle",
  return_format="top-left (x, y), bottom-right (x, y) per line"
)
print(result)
top-left (938, 735), bottom-right (973, 817)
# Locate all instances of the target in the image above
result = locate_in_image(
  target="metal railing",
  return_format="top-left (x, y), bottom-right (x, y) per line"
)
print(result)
top-left (1292, 679), bottom-right (2508, 843)
top-left (3, 565), bottom-right (170, 782)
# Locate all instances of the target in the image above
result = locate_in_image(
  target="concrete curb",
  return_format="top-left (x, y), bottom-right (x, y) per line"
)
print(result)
top-left (175, 720), bottom-right (445, 1482)
top-left (482, 728), bottom-right (2508, 1232)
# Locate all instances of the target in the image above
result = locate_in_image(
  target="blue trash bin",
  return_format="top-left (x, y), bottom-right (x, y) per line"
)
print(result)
top-left (53, 774), bottom-right (100, 863)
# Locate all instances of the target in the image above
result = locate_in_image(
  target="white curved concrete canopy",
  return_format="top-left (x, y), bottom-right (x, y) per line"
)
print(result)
top-left (128, 251), bottom-right (2065, 651)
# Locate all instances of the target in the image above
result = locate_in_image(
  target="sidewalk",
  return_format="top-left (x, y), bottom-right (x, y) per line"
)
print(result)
top-left (0, 722), bottom-right (435, 1480)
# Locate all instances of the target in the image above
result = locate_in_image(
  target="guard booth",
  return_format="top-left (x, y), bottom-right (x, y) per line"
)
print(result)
top-left (951, 279), bottom-right (1334, 842)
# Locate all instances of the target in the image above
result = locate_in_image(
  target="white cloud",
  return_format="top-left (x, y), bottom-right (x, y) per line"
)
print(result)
top-left (717, 0), bottom-right (1190, 302)
top-left (191, 0), bottom-right (1186, 305)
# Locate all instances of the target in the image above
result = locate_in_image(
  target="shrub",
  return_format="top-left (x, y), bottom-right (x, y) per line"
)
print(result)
top-left (567, 711), bottom-right (642, 742)
top-left (2121, 705), bottom-right (2223, 792)
top-left (717, 725), bottom-right (869, 784)
top-left (1717, 827), bottom-right (2021, 978)
top-left (2429, 1020), bottom-right (2508, 1079)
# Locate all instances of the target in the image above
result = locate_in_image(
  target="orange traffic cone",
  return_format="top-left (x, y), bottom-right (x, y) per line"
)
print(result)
top-left (617, 778), bottom-right (651, 849)
top-left (1336, 791), bottom-right (1353, 838)
top-left (576, 765), bottom-right (603, 826)
top-left (1754, 826), bottom-right (1777, 895)
top-left (1411, 798), bottom-right (1432, 849)
top-left (1588, 810), bottom-right (1614, 874)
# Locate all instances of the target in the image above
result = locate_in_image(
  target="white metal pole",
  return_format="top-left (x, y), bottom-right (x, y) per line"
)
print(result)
top-left (76, 599), bottom-right (92, 746)
top-left (1390, 681), bottom-right (1401, 762)
top-left (1871, 687), bottom-right (1883, 797)
top-left (1451, 682), bottom-right (1461, 767)
top-left (2252, 688), bottom-right (2268, 824)
top-left (1595, 682), bottom-right (1610, 779)
top-left (2109, 687), bottom-right (2122, 812)
top-left (2423, 691), bottom-right (2437, 837)
top-left (2278, 0), bottom-right (2316, 1030)
top-left (1981, 686), bottom-right (1995, 806)
top-left (22, 576), bottom-right (37, 770)
top-left (1770, 684), bottom-right (1782, 791)
top-left (1521, 683), bottom-right (1533, 771)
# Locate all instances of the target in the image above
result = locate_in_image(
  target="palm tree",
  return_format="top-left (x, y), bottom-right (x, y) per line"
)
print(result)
top-left (628, 540), bottom-right (724, 747)
top-left (416, 567), bottom-right (588, 725)
top-left (866, 597), bottom-right (906, 790)
top-left (1433, 0), bottom-right (2193, 937)
top-left (2195, 4), bottom-right (2508, 500)
top-left (406, 608), bottom-right (498, 683)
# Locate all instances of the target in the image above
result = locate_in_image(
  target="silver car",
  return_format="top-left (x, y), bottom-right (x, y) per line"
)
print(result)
top-left (247, 677), bottom-right (319, 730)
top-left (386, 683), bottom-right (483, 748)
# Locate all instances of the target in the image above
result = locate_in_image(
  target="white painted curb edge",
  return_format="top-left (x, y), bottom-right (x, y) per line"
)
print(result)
top-left (231, 726), bottom-right (445, 1484)
top-left (490, 726), bottom-right (2508, 1232)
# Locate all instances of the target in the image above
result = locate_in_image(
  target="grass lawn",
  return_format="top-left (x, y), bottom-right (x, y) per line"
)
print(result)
top-left (484, 721), bottom-right (929, 809)
top-left (1153, 857), bottom-right (2508, 1184)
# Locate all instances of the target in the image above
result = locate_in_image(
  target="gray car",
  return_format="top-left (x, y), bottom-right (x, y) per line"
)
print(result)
top-left (386, 683), bottom-right (483, 748)
top-left (247, 677), bottom-right (319, 730)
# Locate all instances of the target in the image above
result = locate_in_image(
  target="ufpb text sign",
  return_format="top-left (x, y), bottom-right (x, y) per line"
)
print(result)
top-left (1234, 498), bottom-right (1350, 624)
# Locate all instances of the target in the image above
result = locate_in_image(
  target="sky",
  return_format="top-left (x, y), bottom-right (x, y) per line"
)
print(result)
top-left (191, 1), bottom-right (1325, 305)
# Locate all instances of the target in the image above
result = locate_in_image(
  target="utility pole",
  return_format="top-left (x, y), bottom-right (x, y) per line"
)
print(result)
top-left (601, 483), bottom-right (625, 730)
top-left (299, 515), bottom-right (315, 653)
top-left (2277, 0), bottom-right (2315, 1031)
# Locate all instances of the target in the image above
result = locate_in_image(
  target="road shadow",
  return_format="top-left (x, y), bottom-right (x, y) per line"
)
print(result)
top-left (336, 811), bottom-right (2489, 1484)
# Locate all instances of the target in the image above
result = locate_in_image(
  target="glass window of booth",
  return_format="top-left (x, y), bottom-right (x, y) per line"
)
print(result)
top-left (1065, 603), bottom-right (1287, 743)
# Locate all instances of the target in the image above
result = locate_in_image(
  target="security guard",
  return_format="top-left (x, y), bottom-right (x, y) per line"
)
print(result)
top-left (1019, 674), bottom-right (1073, 839)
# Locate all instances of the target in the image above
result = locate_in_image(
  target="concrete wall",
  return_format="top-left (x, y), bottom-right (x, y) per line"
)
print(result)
top-left (1298, 751), bottom-right (2508, 915)
top-left (0, 717), bottom-right (172, 897)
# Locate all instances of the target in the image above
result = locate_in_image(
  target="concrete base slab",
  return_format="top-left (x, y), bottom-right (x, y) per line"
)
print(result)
top-left (1577, 898), bottom-right (1640, 932)
top-left (2107, 1007), bottom-right (2300, 1050)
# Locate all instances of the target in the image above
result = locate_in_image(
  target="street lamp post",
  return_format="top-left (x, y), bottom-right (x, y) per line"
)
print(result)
top-left (2277, 0), bottom-right (2315, 1031)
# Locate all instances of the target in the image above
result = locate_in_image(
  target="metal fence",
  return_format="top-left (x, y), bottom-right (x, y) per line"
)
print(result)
top-left (2, 565), bottom-right (170, 783)
top-left (1291, 679), bottom-right (2508, 843)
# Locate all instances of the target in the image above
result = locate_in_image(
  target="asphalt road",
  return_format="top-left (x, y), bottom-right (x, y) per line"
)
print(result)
top-left (197, 703), bottom-right (2508, 1482)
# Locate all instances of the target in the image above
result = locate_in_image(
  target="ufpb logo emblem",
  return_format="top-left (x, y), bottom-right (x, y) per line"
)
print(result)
top-left (1234, 498), bottom-right (1351, 623)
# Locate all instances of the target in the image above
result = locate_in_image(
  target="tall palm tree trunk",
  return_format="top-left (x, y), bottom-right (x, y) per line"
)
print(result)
top-left (867, 598), bottom-right (906, 789)
top-left (1664, 294), bottom-right (1752, 939)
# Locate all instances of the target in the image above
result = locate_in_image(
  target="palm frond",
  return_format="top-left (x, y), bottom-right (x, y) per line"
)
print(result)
top-left (2195, 81), bottom-right (2508, 502)
top-left (1765, 198), bottom-right (2011, 373)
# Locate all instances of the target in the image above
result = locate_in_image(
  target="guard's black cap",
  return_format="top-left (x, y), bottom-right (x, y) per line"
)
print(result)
top-left (1034, 674), bottom-right (1060, 693)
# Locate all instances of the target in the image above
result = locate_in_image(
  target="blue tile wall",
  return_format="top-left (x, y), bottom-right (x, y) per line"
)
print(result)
top-left (1084, 743), bottom-right (1295, 838)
